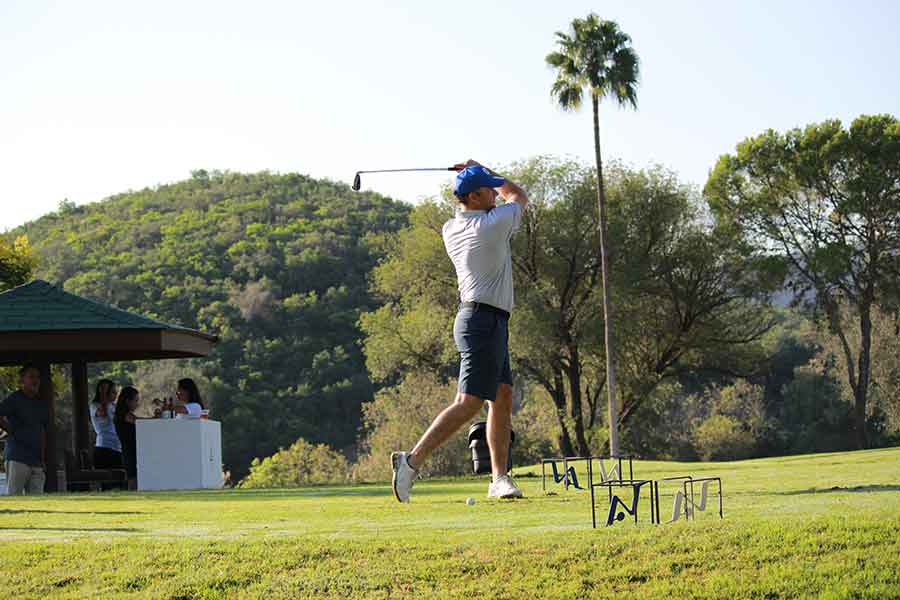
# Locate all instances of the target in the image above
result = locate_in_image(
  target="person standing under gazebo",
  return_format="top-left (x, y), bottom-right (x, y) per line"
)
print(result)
top-left (114, 386), bottom-right (140, 490)
top-left (0, 364), bottom-right (49, 495)
top-left (90, 379), bottom-right (124, 470)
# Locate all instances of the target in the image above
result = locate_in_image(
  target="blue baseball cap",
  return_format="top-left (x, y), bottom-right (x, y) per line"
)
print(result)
top-left (454, 165), bottom-right (506, 197)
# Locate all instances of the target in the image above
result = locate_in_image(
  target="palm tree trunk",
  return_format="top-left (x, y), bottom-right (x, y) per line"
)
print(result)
top-left (591, 93), bottom-right (621, 457)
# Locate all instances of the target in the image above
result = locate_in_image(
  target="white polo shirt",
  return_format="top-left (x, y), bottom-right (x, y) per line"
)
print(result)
top-left (442, 202), bottom-right (522, 313)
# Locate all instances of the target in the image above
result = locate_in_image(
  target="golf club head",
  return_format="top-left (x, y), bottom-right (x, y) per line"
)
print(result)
top-left (352, 172), bottom-right (361, 192)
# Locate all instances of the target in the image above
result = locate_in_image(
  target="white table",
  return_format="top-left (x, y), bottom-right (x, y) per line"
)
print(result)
top-left (136, 419), bottom-right (223, 491)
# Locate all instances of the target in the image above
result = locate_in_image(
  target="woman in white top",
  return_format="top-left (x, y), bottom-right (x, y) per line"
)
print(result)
top-left (90, 379), bottom-right (123, 469)
top-left (174, 378), bottom-right (205, 417)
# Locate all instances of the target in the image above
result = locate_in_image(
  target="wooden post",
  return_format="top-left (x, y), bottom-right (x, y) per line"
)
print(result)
top-left (39, 362), bottom-right (58, 492)
top-left (71, 361), bottom-right (91, 459)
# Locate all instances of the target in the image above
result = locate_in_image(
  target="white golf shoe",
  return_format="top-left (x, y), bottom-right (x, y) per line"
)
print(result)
top-left (391, 451), bottom-right (417, 503)
top-left (487, 475), bottom-right (523, 499)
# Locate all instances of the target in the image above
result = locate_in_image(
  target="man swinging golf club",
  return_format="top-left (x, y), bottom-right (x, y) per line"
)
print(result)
top-left (392, 159), bottom-right (529, 502)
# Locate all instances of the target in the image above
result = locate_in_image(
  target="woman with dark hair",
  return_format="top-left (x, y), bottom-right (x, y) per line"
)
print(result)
top-left (114, 386), bottom-right (140, 490)
top-left (90, 379), bottom-right (123, 469)
top-left (174, 378), bottom-right (205, 417)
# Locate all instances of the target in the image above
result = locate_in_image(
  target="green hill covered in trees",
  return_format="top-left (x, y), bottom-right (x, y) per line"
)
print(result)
top-left (9, 170), bottom-right (410, 478)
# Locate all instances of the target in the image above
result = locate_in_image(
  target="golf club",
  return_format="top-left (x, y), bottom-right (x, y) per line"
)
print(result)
top-left (352, 167), bottom-right (457, 192)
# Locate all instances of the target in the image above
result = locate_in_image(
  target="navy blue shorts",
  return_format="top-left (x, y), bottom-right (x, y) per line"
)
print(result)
top-left (454, 306), bottom-right (513, 401)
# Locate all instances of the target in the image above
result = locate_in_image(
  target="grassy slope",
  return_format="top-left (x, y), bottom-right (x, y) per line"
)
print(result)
top-left (1, 448), bottom-right (899, 599)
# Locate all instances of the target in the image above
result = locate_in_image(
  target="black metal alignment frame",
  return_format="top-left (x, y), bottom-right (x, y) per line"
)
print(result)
top-left (590, 478), bottom-right (658, 528)
top-left (540, 455), bottom-right (634, 492)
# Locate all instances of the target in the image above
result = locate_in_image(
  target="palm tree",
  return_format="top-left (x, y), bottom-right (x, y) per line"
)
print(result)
top-left (546, 14), bottom-right (640, 458)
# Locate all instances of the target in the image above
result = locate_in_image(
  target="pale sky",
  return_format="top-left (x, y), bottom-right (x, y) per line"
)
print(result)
top-left (2, 0), bottom-right (898, 231)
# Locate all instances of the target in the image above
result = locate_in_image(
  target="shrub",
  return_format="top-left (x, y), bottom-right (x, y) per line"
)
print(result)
top-left (239, 438), bottom-right (349, 488)
top-left (693, 414), bottom-right (756, 461)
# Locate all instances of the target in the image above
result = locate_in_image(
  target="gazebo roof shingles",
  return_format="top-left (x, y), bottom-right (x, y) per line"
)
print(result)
top-left (0, 280), bottom-right (217, 365)
top-left (0, 280), bottom-right (204, 334)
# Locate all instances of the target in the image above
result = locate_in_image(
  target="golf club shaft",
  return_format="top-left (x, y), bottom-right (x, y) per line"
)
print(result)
top-left (357, 167), bottom-right (456, 174)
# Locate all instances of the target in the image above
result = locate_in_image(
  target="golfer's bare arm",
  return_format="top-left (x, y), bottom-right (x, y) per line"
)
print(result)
top-left (497, 179), bottom-right (528, 211)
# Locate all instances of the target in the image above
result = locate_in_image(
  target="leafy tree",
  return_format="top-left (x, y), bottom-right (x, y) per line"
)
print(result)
top-left (705, 114), bottom-right (900, 448)
top-left (547, 14), bottom-right (640, 456)
top-left (608, 168), bottom-right (773, 431)
top-left (816, 300), bottom-right (900, 437)
top-left (0, 235), bottom-right (39, 403)
top-left (0, 235), bottom-right (37, 291)
top-left (57, 198), bottom-right (79, 216)
top-left (509, 158), bottom-right (605, 455)
top-left (0, 235), bottom-right (68, 469)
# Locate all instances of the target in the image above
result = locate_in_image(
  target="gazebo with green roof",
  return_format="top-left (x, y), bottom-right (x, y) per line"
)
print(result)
top-left (0, 280), bottom-right (218, 491)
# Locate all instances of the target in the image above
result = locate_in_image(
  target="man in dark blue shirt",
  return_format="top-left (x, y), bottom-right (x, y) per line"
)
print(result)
top-left (0, 364), bottom-right (48, 495)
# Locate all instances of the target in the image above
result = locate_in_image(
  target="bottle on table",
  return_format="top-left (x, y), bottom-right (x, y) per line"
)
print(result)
top-left (159, 397), bottom-right (172, 419)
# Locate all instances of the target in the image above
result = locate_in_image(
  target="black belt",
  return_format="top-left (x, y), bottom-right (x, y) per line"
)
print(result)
top-left (459, 301), bottom-right (510, 319)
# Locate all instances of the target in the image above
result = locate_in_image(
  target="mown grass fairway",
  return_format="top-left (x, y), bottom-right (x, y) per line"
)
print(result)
top-left (2, 448), bottom-right (899, 599)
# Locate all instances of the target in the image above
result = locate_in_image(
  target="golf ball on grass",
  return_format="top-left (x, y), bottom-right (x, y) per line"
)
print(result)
top-left (466, 497), bottom-right (475, 505)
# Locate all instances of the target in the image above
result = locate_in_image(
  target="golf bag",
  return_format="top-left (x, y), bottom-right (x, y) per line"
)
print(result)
top-left (467, 421), bottom-right (515, 475)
